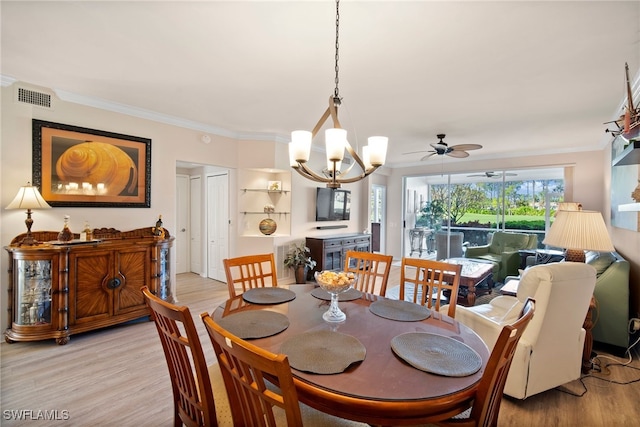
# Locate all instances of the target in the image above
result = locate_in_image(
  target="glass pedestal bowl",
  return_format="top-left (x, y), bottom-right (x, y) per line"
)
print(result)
top-left (315, 271), bottom-right (357, 322)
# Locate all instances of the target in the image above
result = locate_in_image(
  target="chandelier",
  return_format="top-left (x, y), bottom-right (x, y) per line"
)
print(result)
top-left (288, 0), bottom-right (388, 189)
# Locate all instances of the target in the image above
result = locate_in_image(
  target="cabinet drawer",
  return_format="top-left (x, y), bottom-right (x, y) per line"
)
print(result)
top-left (323, 239), bottom-right (343, 248)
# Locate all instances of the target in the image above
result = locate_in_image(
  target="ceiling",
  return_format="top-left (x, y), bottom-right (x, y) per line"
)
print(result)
top-left (2, 1), bottom-right (639, 170)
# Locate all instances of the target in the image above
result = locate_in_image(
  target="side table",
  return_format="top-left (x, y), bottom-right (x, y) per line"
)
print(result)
top-left (582, 297), bottom-right (596, 374)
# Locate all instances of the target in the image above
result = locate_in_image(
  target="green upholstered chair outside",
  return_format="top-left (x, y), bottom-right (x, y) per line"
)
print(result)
top-left (464, 231), bottom-right (538, 283)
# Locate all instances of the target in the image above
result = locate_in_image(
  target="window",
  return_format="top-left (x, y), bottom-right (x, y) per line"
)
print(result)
top-left (404, 168), bottom-right (564, 258)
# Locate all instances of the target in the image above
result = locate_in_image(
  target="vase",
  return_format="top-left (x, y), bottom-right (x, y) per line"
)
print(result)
top-left (259, 218), bottom-right (277, 235)
top-left (57, 216), bottom-right (73, 242)
top-left (294, 265), bottom-right (306, 284)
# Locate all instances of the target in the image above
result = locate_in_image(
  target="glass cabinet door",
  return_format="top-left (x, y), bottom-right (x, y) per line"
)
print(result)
top-left (158, 247), bottom-right (171, 301)
top-left (15, 259), bottom-right (53, 326)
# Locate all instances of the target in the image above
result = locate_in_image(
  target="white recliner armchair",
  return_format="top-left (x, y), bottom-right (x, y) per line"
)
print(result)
top-left (446, 262), bottom-right (596, 399)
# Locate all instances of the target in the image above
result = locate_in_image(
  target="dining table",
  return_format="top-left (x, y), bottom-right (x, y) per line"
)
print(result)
top-left (212, 284), bottom-right (490, 426)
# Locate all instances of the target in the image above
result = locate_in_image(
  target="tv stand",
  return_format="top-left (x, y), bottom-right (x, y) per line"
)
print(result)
top-left (306, 233), bottom-right (371, 277)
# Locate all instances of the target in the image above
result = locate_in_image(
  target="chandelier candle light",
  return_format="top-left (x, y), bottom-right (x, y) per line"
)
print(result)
top-left (289, 0), bottom-right (387, 189)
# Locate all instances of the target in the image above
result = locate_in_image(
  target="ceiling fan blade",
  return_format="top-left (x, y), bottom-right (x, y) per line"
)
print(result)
top-left (402, 150), bottom-right (428, 155)
top-left (420, 153), bottom-right (438, 161)
top-left (447, 150), bottom-right (469, 158)
top-left (450, 144), bottom-right (483, 151)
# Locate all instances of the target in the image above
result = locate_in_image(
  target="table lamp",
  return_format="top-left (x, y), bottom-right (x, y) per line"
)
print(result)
top-left (542, 208), bottom-right (614, 263)
top-left (5, 182), bottom-right (52, 246)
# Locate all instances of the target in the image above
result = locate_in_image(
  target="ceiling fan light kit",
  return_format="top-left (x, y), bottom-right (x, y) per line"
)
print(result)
top-left (289, 0), bottom-right (387, 189)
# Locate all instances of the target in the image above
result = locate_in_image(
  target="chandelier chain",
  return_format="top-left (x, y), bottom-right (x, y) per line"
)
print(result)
top-left (334, 0), bottom-right (340, 99)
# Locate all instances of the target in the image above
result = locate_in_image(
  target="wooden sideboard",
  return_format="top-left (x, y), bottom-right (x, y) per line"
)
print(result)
top-left (306, 233), bottom-right (371, 277)
top-left (4, 227), bottom-right (173, 345)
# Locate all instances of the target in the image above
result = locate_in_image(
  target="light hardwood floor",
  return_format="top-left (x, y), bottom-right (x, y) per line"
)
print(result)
top-left (1, 272), bottom-right (639, 426)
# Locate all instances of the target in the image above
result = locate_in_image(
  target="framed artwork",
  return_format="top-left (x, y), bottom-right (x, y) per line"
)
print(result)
top-left (32, 120), bottom-right (151, 207)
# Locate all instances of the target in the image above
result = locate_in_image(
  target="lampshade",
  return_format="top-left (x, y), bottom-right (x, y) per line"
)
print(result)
top-left (5, 182), bottom-right (51, 246)
top-left (542, 210), bottom-right (614, 262)
top-left (6, 183), bottom-right (51, 210)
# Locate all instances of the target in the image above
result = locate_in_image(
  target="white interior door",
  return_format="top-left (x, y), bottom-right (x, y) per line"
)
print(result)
top-left (176, 174), bottom-right (189, 274)
top-left (190, 176), bottom-right (202, 275)
top-left (207, 173), bottom-right (229, 281)
top-left (371, 184), bottom-right (386, 253)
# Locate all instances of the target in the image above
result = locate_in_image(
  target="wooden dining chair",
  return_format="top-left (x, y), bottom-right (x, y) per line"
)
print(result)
top-left (436, 298), bottom-right (535, 427)
top-left (399, 257), bottom-right (462, 318)
top-left (201, 313), bottom-right (367, 427)
top-left (142, 287), bottom-right (231, 427)
top-left (223, 253), bottom-right (278, 298)
top-left (344, 250), bottom-right (393, 296)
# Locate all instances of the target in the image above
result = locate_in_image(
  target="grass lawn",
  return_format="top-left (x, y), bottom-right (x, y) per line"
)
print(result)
top-left (459, 213), bottom-right (545, 223)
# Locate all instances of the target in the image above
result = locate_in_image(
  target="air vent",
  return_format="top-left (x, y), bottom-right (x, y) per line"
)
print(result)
top-left (16, 87), bottom-right (52, 109)
top-left (275, 244), bottom-right (293, 281)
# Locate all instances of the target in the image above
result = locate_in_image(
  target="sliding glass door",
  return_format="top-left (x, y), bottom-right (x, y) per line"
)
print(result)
top-left (403, 168), bottom-right (564, 260)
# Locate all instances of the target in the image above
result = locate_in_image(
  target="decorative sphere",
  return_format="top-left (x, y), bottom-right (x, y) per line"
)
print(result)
top-left (259, 218), bottom-right (277, 235)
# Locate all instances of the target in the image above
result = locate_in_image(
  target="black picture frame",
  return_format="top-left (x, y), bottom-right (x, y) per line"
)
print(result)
top-left (32, 119), bottom-right (151, 208)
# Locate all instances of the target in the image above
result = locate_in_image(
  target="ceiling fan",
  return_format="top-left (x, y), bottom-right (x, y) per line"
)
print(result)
top-left (403, 134), bottom-right (482, 161)
top-left (467, 171), bottom-right (518, 179)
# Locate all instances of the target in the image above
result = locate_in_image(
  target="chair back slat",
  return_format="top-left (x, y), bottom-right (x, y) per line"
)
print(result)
top-left (223, 254), bottom-right (278, 298)
top-left (400, 258), bottom-right (462, 318)
top-left (142, 287), bottom-right (217, 427)
top-left (201, 313), bottom-right (304, 426)
top-left (344, 250), bottom-right (393, 296)
top-left (472, 298), bottom-right (535, 427)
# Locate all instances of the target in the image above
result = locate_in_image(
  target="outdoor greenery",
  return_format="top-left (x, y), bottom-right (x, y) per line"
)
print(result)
top-left (415, 200), bottom-right (445, 229)
top-left (418, 179), bottom-right (564, 231)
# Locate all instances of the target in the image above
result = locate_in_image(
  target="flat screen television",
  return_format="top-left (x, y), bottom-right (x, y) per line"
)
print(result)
top-left (315, 188), bottom-right (351, 221)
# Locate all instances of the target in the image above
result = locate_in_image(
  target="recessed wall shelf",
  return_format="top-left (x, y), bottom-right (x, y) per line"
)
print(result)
top-left (613, 140), bottom-right (640, 166)
top-left (241, 188), bottom-right (289, 194)
top-left (241, 212), bottom-right (289, 215)
top-left (238, 171), bottom-right (292, 237)
top-left (618, 203), bottom-right (640, 212)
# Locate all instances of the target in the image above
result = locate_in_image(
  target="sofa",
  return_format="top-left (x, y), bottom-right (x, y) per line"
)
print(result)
top-left (588, 251), bottom-right (630, 350)
top-left (464, 231), bottom-right (538, 283)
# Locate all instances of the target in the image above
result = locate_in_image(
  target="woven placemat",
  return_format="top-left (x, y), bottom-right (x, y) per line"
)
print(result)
top-left (280, 330), bottom-right (366, 374)
top-left (311, 287), bottom-right (363, 302)
top-left (369, 299), bottom-right (431, 322)
top-left (217, 311), bottom-right (289, 339)
top-left (242, 287), bottom-right (296, 305)
top-left (391, 332), bottom-right (482, 377)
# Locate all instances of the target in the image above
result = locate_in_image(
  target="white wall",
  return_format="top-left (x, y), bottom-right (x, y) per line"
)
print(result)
top-left (3, 81), bottom-right (637, 333)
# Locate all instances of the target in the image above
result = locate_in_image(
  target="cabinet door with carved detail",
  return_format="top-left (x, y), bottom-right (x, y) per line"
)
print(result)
top-left (112, 245), bottom-right (151, 316)
top-left (68, 248), bottom-right (113, 327)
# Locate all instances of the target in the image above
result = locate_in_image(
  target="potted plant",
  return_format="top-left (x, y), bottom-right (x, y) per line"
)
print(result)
top-left (284, 243), bottom-right (316, 284)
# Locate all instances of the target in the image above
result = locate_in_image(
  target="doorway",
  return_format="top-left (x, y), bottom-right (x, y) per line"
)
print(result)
top-left (176, 174), bottom-right (189, 274)
top-left (176, 162), bottom-right (230, 281)
top-left (207, 173), bottom-right (229, 282)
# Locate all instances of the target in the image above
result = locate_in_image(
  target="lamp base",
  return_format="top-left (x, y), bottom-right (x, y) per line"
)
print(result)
top-left (564, 249), bottom-right (586, 263)
top-left (17, 234), bottom-right (39, 246)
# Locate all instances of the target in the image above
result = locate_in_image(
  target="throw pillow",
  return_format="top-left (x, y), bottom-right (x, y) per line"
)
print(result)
top-left (586, 251), bottom-right (615, 277)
